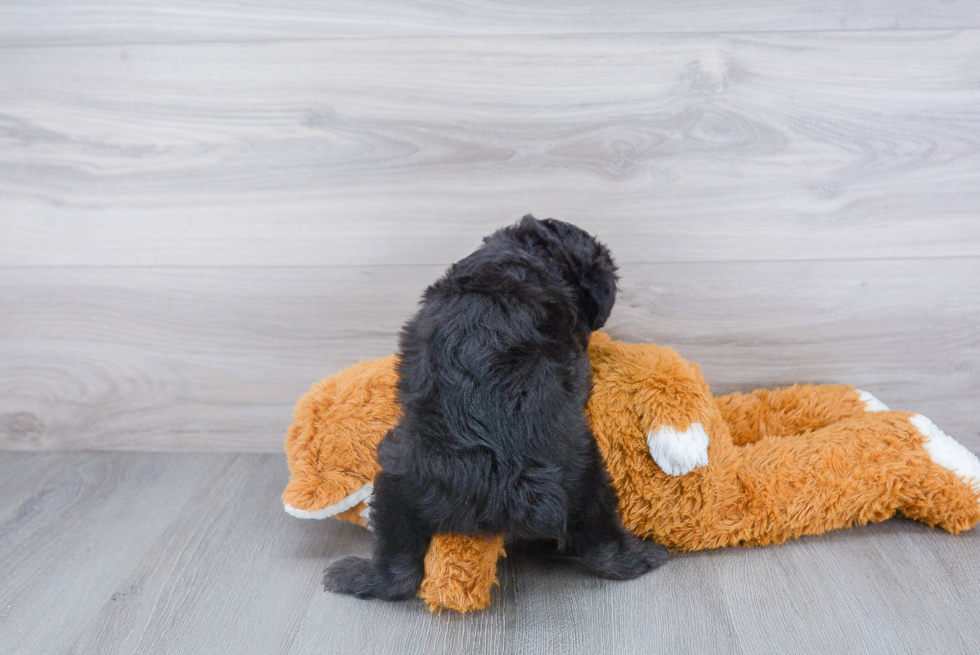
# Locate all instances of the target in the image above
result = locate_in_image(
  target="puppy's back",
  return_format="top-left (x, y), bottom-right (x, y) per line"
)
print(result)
top-left (390, 237), bottom-right (593, 538)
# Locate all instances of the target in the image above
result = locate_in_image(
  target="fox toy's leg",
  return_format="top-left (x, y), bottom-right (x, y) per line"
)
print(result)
top-left (418, 534), bottom-right (506, 613)
top-left (715, 384), bottom-right (888, 446)
top-left (899, 414), bottom-right (980, 533)
top-left (706, 411), bottom-right (980, 548)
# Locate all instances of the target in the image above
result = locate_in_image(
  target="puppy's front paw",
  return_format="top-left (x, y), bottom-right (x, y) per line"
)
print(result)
top-left (323, 556), bottom-right (380, 599)
top-left (646, 423), bottom-right (710, 476)
top-left (580, 536), bottom-right (668, 580)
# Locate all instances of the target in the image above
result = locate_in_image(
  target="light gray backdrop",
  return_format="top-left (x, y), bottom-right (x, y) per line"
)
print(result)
top-left (1, 3), bottom-right (977, 454)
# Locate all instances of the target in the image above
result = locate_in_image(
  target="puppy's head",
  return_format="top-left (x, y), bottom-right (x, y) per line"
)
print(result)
top-left (510, 215), bottom-right (619, 330)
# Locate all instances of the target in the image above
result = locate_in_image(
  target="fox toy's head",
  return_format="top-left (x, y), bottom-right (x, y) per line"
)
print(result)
top-left (282, 354), bottom-right (401, 529)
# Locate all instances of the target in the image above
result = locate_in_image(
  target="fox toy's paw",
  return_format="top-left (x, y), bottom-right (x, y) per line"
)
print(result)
top-left (910, 414), bottom-right (980, 490)
top-left (646, 423), bottom-right (710, 476)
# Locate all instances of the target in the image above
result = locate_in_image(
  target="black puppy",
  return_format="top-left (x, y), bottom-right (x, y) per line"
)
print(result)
top-left (324, 215), bottom-right (667, 601)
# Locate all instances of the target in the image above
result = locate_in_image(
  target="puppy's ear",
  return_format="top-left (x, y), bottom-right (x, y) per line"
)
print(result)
top-left (514, 215), bottom-right (619, 329)
top-left (538, 218), bottom-right (618, 330)
top-left (515, 214), bottom-right (551, 243)
top-left (578, 241), bottom-right (618, 330)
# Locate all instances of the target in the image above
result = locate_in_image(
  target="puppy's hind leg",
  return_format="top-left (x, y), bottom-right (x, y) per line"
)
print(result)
top-left (324, 471), bottom-right (432, 600)
top-left (567, 446), bottom-right (669, 580)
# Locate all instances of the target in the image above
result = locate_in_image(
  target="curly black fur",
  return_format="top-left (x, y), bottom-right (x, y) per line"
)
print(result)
top-left (324, 215), bottom-right (667, 601)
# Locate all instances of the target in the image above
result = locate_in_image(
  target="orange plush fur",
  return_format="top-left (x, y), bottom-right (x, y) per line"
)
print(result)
top-left (283, 333), bottom-right (980, 613)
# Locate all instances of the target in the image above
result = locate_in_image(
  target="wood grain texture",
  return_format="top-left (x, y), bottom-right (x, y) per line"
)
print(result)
top-left (2, 259), bottom-right (978, 452)
top-left (2, 31), bottom-right (979, 266)
top-left (1, 1), bottom-right (979, 46)
top-left (1, 451), bottom-right (978, 654)
top-left (0, 452), bottom-right (230, 653)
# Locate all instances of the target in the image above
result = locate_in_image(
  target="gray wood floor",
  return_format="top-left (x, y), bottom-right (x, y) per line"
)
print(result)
top-left (1, 451), bottom-right (978, 655)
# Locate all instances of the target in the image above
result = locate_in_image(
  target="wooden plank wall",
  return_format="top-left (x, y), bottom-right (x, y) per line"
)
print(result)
top-left (2, 1), bottom-right (978, 452)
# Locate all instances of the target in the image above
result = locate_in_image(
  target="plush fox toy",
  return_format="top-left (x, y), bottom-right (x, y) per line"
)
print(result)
top-left (283, 332), bottom-right (980, 613)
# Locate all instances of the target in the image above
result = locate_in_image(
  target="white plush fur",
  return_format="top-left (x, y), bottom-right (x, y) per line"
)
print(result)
top-left (283, 483), bottom-right (373, 519)
top-left (910, 415), bottom-right (980, 491)
top-left (647, 423), bottom-right (710, 476)
top-left (359, 500), bottom-right (373, 531)
top-left (857, 390), bottom-right (890, 412)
